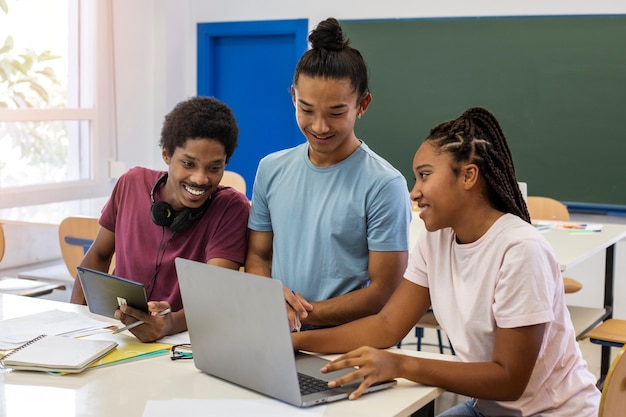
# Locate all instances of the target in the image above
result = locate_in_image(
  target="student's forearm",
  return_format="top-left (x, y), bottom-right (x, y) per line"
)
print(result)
top-left (69, 252), bottom-right (113, 304)
top-left (245, 230), bottom-right (273, 277)
top-left (302, 285), bottom-right (389, 327)
top-left (398, 356), bottom-right (528, 401)
top-left (165, 310), bottom-right (188, 337)
top-left (302, 250), bottom-right (406, 326)
top-left (79, 250), bottom-right (114, 276)
top-left (243, 255), bottom-right (271, 277)
top-left (69, 278), bottom-right (87, 304)
top-left (293, 314), bottom-right (399, 353)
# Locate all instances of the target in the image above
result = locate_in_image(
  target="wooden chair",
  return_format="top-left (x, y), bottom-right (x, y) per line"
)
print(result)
top-left (583, 320), bottom-right (626, 349)
top-left (599, 345), bottom-right (626, 417)
top-left (0, 223), bottom-right (65, 297)
top-left (526, 196), bottom-right (583, 295)
top-left (220, 170), bottom-right (247, 195)
top-left (58, 216), bottom-right (115, 279)
top-left (526, 196), bottom-right (570, 221)
top-left (582, 319), bottom-right (626, 389)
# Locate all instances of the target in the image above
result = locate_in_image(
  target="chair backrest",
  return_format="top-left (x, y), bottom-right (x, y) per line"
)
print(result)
top-left (600, 345), bottom-right (626, 417)
top-left (220, 170), bottom-right (246, 195)
top-left (58, 216), bottom-right (104, 278)
top-left (526, 196), bottom-right (570, 221)
top-left (0, 223), bottom-right (5, 263)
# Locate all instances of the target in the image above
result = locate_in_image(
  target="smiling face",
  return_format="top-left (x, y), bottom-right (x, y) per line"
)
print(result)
top-left (410, 142), bottom-right (466, 232)
top-left (161, 138), bottom-right (227, 211)
top-left (292, 75), bottom-right (371, 166)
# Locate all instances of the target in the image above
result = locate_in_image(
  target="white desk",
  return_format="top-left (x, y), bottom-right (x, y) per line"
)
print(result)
top-left (0, 294), bottom-right (451, 417)
top-left (410, 214), bottom-right (626, 379)
top-left (16, 262), bottom-right (74, 284)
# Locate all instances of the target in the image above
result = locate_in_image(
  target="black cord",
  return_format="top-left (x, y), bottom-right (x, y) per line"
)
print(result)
top-left (146, 226), bottom-right (175, 299)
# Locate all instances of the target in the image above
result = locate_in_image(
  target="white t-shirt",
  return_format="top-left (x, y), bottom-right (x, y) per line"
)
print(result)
top-left (404, 214), bottom-right (600, 416)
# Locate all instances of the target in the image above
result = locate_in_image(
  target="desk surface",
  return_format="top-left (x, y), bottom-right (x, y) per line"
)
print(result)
top-left (539, 222), bottom-right (626, 271)
top-left (0, 295), bottom-right (451, 417)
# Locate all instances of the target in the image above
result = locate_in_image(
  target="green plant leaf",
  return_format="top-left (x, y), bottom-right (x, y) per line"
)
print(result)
top-left (0, 0), bottom-right (8, 14)
top-left (0, 64), bottom-right (9, 82)
top-left (19, 51), bottom-right (34, 71)
top-left (29, 81), bottom-right (50, 103)
top-left (12, 91), bottom-right (27, 107)
top-left (39, 50), bottom-right (61, 62)
top-left (35, 67), bottom-right (59, 83)
top-left (9, 59), bottom-right (27, 75)
top-left (0, 35), bottom-right (14, 54)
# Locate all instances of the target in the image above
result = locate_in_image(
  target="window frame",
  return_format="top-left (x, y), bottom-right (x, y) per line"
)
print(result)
top-left (0, 0), bottom-right (115, 209)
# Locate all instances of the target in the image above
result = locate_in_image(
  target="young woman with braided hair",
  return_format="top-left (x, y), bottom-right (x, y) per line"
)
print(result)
top-left (292, 107), bottom-right (600, 416)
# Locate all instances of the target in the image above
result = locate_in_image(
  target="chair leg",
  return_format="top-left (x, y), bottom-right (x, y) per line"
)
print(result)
top-left (436, 329), bottom-right (444, 354)
top-left (596, 375), bottom-right (605, 391)
top-left (415, 327), bottom-right (456, 354)
top-left (587, 338), bottom-right (625, 389)
top-left (415, 327), bottom-right (425, 351)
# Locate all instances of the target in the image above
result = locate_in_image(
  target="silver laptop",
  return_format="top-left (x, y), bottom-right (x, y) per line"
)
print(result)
top-left (175, 257), bottom-right (397, 407)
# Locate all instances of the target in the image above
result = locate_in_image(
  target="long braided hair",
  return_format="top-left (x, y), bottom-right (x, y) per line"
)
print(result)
top-left (426, 107), bottom-right (530, 223)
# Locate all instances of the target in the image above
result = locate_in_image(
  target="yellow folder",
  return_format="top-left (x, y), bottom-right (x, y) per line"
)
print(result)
top-left (83, 332), bottom-right (171, 369)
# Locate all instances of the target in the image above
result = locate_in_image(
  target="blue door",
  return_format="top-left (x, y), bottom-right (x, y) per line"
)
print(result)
top-left (197, 19), bottom-right (308, 199)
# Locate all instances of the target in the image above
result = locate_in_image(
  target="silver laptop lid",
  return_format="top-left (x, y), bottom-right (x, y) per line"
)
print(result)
top-left (175, 258), bottom-right (303, 405)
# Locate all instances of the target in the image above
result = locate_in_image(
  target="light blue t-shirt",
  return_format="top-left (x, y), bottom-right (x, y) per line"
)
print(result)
top-left (248, 142), bottom-right (411, 301)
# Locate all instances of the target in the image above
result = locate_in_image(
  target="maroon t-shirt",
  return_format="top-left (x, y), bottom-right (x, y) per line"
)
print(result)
top-left (100, 167), bottom-right (249, 311)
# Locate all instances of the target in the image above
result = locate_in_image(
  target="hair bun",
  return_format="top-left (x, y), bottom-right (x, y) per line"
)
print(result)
top-left (309, 17), bottom-right (349, 51)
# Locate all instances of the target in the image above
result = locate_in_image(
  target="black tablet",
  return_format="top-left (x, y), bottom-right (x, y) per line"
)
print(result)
top-left (76, 267), bottom-right (148, 318)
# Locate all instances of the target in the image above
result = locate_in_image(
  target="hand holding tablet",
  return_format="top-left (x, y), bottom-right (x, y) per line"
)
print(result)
top-left (111, 307), bottom-right (171, 334)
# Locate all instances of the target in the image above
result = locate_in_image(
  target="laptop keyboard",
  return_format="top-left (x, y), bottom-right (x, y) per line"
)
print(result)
top-left (298, 372), bottom-right (330, 395)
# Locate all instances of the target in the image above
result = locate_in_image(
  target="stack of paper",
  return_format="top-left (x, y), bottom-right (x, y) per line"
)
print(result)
top-left (0, 310), bottom-right (114, 350)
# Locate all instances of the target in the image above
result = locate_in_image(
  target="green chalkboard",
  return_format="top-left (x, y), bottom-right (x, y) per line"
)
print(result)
top-left (342, 16), bottom-right (626, 208)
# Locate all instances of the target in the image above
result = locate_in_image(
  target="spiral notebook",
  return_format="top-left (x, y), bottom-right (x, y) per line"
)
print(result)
top-left (0, 334), bottom-right (118, 373)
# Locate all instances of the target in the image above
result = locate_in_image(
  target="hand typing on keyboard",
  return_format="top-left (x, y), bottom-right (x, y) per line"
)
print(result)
top-left (321, 346), bottom-right (401, 400)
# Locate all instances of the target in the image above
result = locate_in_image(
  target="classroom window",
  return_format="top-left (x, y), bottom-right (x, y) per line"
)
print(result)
top-left (0, 0), bottom-right (112, 208)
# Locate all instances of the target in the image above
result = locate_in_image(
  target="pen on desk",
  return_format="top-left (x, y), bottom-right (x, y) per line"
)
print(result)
top-left (560, 223), bottom-right (587, 229)
top-left (112, 307), bottom-right (171, 334)
top-left (291, 290), bottom-right (301, 333)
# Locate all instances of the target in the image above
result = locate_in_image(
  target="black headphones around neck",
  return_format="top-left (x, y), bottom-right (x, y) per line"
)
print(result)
top-left (149, 173), bottom-right (214, 233)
